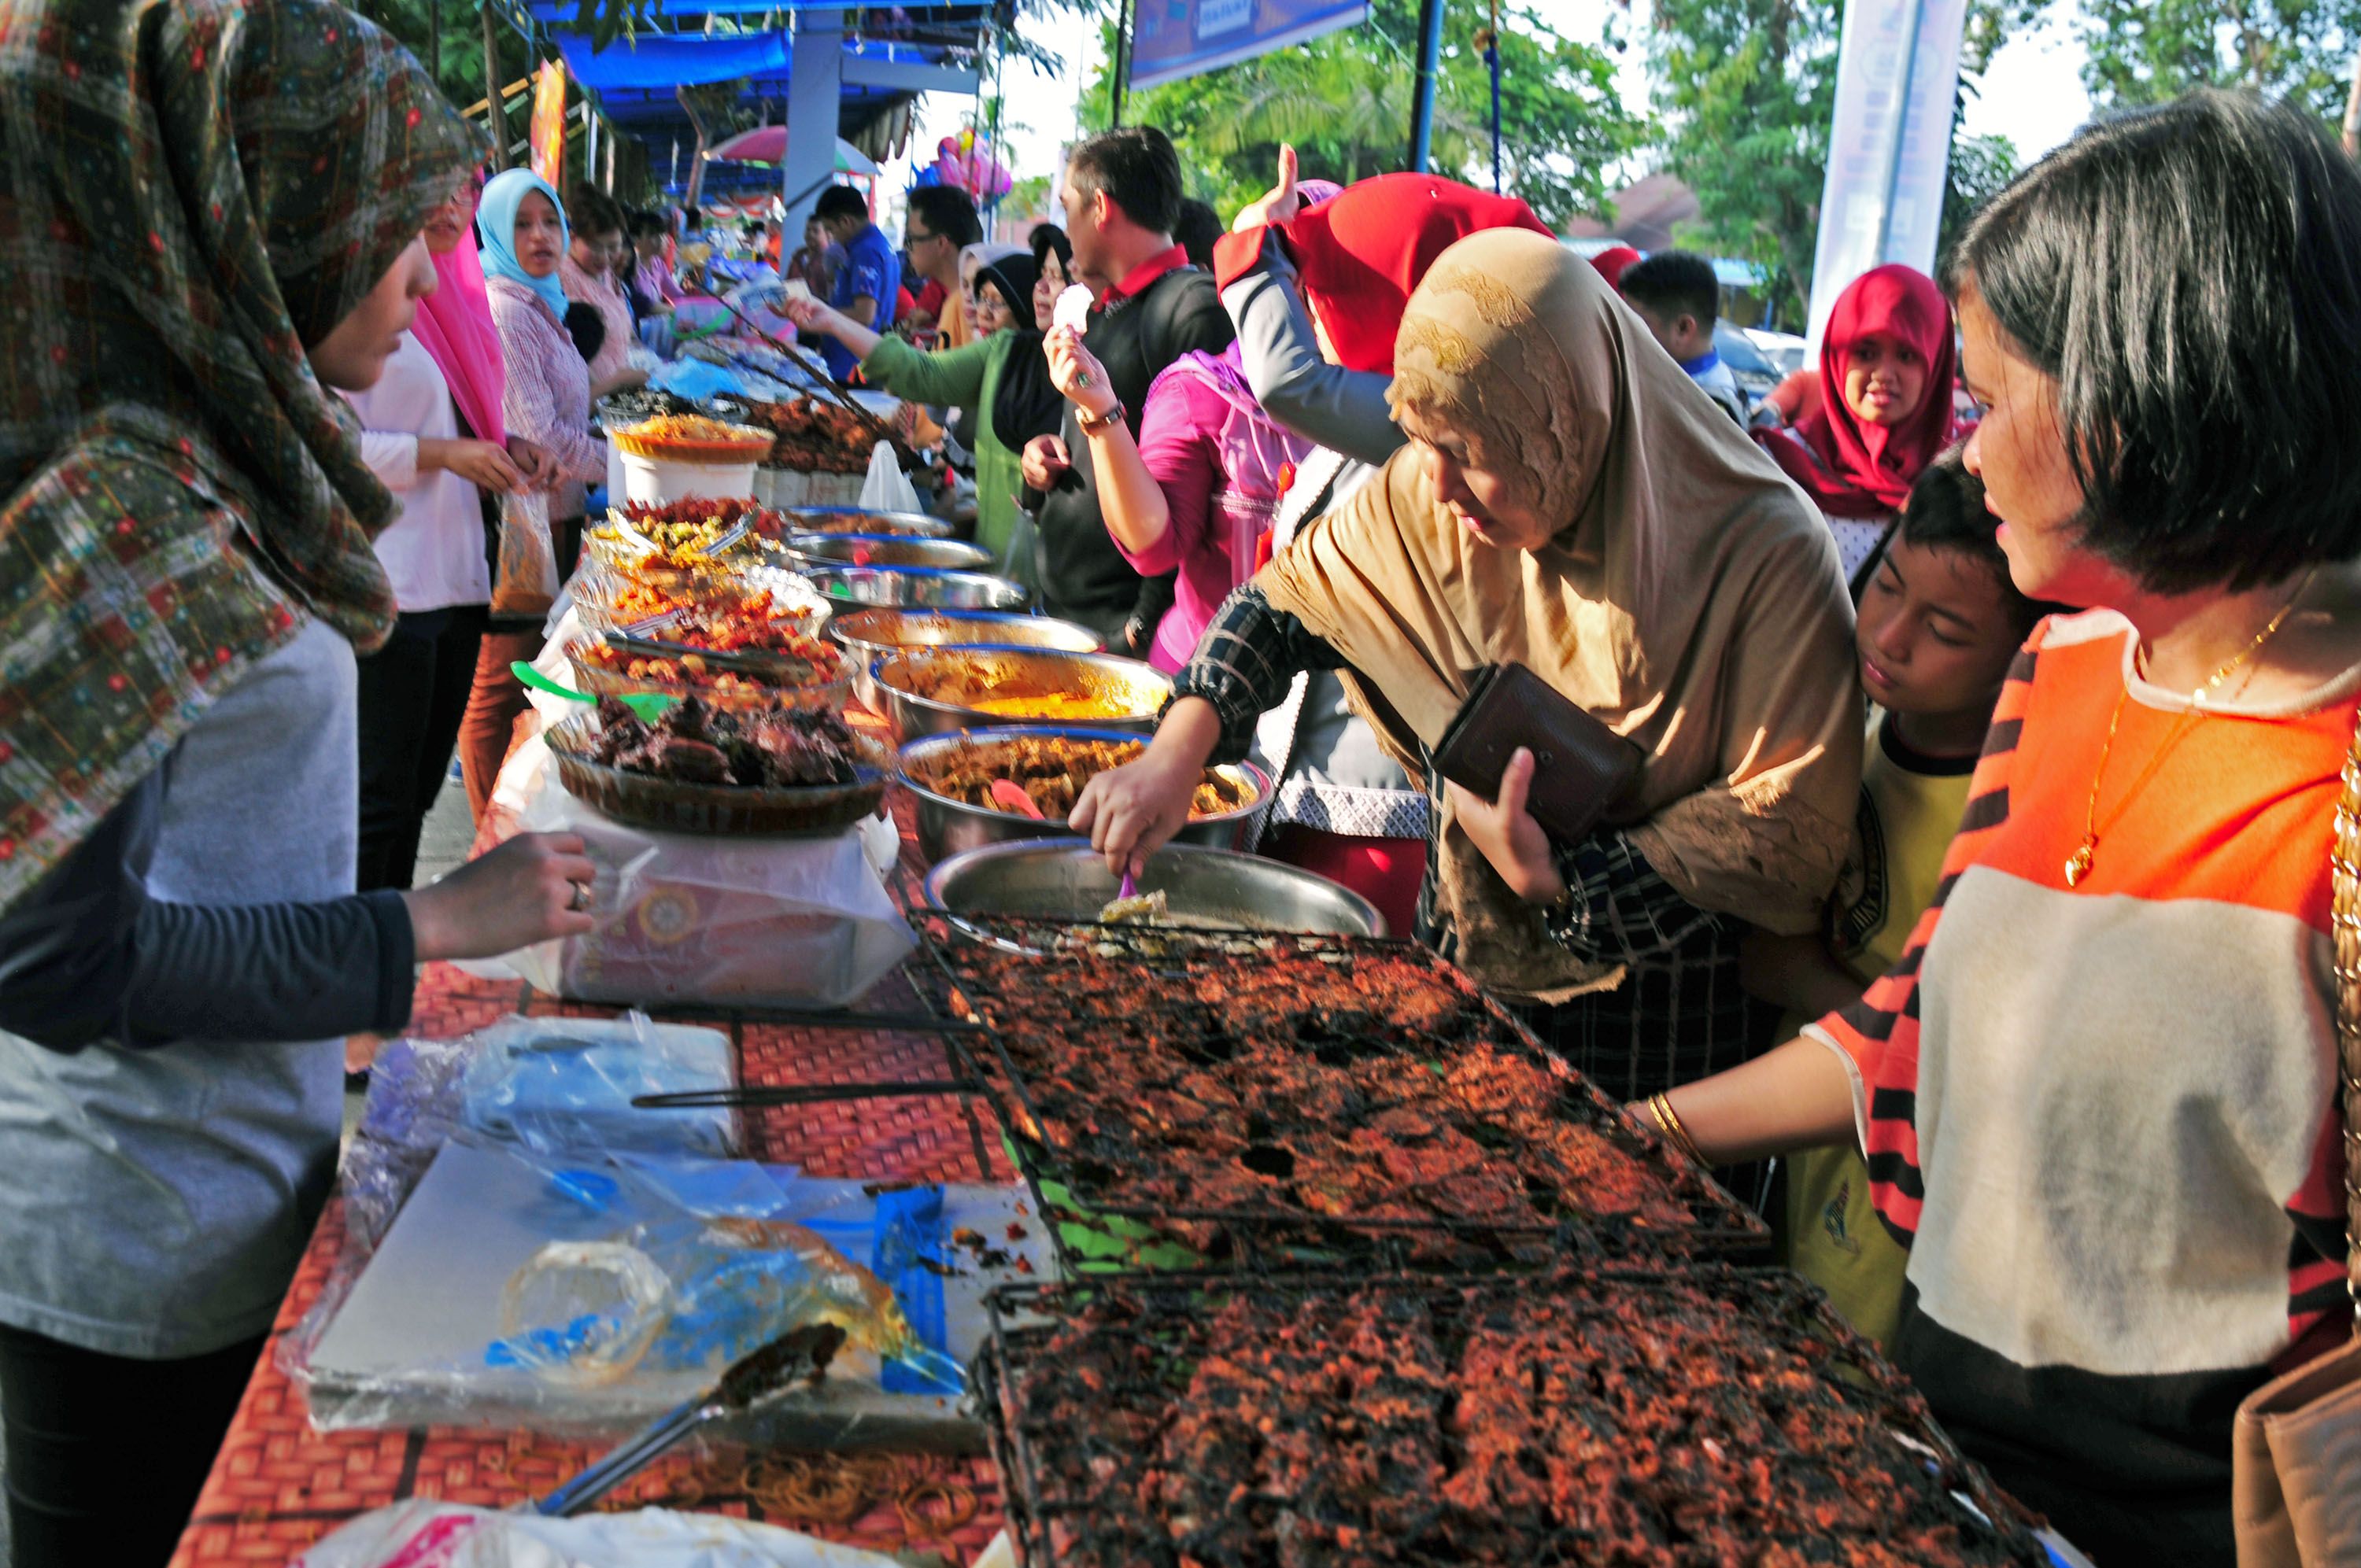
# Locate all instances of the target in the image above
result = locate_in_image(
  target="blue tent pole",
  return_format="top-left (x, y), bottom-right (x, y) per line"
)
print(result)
top-left (1407, 0), bottom-right (1444, 173)
top-left (1486, 31), bottom-right (1500, 192)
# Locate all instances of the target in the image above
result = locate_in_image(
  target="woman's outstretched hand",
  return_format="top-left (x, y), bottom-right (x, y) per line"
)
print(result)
top-left (782, 296), bottom-right (843, 338)
top-left (1446, 747), bottom-right (1566, 903)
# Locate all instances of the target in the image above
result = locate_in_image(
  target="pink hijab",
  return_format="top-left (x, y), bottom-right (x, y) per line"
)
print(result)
top-left (412, 176), bottom-right (508, 446)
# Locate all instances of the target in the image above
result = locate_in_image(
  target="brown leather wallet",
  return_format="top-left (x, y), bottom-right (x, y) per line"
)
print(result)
top-left (1432, 662), bottom-right (1643, 845)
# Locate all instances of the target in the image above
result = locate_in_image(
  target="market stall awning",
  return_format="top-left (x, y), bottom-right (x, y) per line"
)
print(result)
top-left (553, 28), bottom-right (790, 90)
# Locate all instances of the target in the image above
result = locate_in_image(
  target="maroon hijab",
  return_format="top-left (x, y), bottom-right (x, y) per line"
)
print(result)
top-left (1759, 264), bottom-right (1960, 518)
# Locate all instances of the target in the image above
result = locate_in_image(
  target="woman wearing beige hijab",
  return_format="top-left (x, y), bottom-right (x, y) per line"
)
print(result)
top-left (1073, 229), bottom-right (1863, 1098)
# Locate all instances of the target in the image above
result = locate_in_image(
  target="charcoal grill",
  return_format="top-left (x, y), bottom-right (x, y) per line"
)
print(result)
top-left (974, 1267), bottom-right (2052, 1568)
top-left (903, 913), bottom-right (1768, 1275)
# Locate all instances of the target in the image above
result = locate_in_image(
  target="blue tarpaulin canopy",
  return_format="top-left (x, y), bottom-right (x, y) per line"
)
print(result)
top-left (553, 29), bottom-right (789, 90)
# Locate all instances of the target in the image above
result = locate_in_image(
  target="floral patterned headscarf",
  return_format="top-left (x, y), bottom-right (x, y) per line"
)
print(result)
top-left (0, 0), bottom-right (479, 909)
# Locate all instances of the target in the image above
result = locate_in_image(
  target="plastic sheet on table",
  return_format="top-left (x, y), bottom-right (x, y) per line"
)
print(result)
top-left (292, 1500), bottom-right (904, 1567)
top-left (286, 1139), bottom-right (981, 1436)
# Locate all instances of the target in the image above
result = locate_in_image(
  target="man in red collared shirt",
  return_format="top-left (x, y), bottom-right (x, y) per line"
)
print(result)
top-left (1018, 126), bottom-right (1234, 651)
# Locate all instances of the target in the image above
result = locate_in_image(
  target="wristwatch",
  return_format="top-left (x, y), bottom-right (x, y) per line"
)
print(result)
top-left (1076, 398), bottom-right (1127, 436)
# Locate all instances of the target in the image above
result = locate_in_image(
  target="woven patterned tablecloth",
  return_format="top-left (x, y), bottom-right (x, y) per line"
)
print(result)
top-left (168, 960), bottom-right (1014, 1567)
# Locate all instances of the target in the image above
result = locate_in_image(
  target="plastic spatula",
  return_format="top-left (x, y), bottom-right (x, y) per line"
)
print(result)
top-left (988, 779), bottom-right (1045, 819)
top-left (509, 661), bottom-right (674, 723)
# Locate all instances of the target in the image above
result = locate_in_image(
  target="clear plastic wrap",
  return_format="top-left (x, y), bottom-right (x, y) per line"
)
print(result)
top-left (293, 1500), bottom-right (904, 1568)
top-left (286, 1139), bottom-right (998, 1437)
top-left (280, 1015), bottom-right (740, 1403)
top-left (456, 1014), bottom-right (741, 1160)
top-left (488, 775), bottom-right (914, 1010)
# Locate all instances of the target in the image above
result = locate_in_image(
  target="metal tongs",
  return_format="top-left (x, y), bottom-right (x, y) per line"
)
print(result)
top-left (599, 629), bottom-right (811, 683)
top-left (530, 1322), bottom-right (848, 1517)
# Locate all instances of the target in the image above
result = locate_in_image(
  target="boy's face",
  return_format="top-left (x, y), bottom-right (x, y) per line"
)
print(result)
top-left (1856, 535), bottom-right (2022, 721)
top-left (1626, 297), bottom-right (1710, 363)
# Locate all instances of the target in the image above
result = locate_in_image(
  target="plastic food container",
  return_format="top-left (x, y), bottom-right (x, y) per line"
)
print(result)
top-left (619, 449), bottom-right (760, 507)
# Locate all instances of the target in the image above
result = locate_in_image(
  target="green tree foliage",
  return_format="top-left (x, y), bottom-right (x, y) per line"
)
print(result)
top-left (2075, 0), bottom-right (2361, 121)
top-left (1646, 0), bottom-right (2038, 323)
top-left (1645, 0), bottom-right (1840, 323)
top-left (1082, 1), bottom-right (1647, 230)
top-left (1938, 131), bottom-right (2018, 260)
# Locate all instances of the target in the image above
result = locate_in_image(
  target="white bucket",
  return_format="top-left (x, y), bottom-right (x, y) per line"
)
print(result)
top-left (619, 449), bottom-right (760, 507)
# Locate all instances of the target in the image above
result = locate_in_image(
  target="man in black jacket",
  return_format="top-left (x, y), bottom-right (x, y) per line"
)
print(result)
top-left (1018, 126), bottom-right (1235, 653)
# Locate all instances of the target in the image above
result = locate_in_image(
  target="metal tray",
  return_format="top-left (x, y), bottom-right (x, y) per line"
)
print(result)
top-left (780, 506), bottom-right (955, 538)
top-left (896, 728), bottom-right (1267, 864)
top-left (830, 608), bottom-right (1102, 708)
top-left (975, 1267), bottom-right (2052, 1568)
top-left (567, 650), bottom-right (852, 716)
top-left (806, 565), bottom-right (1029, 611)
top-left (907, 913), bottom-right (1770, 1271)
top-left (874, 645), bottom-right (1171, 740)
top-left (545, 714), bottom-right (885, 836)
top-left (921, 841), bottom-right (1375, 937)
top-left (779, 532), bottom-right (996, 573)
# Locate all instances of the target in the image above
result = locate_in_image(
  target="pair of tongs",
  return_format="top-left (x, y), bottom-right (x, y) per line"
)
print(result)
top-left (600, 629), bottom-right (809, 683)
top-left (634, 1078), bottom-right (979, 1111)
top-left (529, 1322), bottom-right (847, 1517)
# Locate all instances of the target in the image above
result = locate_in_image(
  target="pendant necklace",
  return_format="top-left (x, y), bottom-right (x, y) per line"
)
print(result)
top-left (2063, 572), bottom-right (2313, 889)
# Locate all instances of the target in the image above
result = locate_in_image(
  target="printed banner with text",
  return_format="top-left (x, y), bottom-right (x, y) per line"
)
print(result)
top-left (1127, 0), bottom-right (1369, 92)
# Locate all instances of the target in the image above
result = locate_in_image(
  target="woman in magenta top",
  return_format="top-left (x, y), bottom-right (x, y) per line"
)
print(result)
top-left (1044, 330), bottom-right (1311, 672)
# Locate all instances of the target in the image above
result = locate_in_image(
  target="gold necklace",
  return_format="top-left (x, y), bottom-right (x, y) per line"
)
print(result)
top-left (2063, 573), bottom-right (2313, 888)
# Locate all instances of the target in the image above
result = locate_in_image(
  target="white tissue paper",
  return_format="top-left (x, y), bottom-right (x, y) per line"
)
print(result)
top-left (1051, 282), bottom-right (1094, 334)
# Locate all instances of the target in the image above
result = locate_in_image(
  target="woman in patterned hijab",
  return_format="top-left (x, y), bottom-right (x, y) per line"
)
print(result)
top-left (0, 9), bottom-right (600, 1563)
top-left (0, 0), bottom-right (478, 908)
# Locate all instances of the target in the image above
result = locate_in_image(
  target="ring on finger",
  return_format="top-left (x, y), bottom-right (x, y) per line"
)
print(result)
top-left (1074, 369), bottom-right (1093, 389)
top-left (568, 880), bottom-right (593, 913)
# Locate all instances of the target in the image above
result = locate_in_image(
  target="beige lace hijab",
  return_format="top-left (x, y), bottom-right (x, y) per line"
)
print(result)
top-left (1259, 229), bottom-right (1862, 1002)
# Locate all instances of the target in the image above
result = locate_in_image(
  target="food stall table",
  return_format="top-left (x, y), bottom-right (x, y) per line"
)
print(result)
top-left (168, 961), bottom-right (1013, 1568)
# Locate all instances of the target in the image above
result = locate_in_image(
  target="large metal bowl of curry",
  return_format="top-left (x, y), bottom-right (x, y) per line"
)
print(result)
top-left (873, 645), bottom-right (1173, 741)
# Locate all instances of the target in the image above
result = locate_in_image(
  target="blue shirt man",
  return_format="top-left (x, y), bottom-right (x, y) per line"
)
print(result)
top-left (813, 186), bottom-right (899, 382)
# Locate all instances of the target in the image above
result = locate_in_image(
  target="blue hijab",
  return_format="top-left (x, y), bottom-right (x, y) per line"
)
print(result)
top-left (477, 168), bottom-right (571, 320)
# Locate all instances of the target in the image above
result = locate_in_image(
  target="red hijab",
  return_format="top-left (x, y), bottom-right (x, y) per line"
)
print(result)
top-left (1589, 245), bottom-right (1641, 288)
top-left (1214, 172), bottom-right (1553, 375)
top-left (412, 174), bottom-right (508, 447)
top-left (1758, 264), bottom-right (1958, 518)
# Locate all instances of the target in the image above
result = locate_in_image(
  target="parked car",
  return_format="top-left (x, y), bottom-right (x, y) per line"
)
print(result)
top-left (1713, 322), bottom-right (1784, 409)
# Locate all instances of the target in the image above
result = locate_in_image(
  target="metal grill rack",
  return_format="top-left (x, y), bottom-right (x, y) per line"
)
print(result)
top-left (975, 1267), bottom-right (2051, 1568)
top-left (903, 912), bottom-right (1767, 1275)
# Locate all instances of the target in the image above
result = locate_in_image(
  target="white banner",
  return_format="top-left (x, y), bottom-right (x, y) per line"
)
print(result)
top-left (1804, 0), bottom-right (1970, 349)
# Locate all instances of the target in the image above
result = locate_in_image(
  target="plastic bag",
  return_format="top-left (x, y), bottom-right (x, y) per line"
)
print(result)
top-left (492, 488), bottom-right (559, 616)
top-left (858, 439), bottom-right (921, 514)
top-left (294, 1500), bottom-right (902, 1568)
top-left (491, 778), bottom-right (914, 1009)
top-left (456, 1013), bottom-right (740, 1160)
top-left (485, 1210), bottom-right (922, 1390)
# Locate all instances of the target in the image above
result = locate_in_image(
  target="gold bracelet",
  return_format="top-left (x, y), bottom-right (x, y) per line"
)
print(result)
top-left (1649, 1091), bottom-right (1708, 1167)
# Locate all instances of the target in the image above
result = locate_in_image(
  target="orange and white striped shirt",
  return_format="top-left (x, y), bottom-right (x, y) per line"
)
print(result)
top-left (1809, 608), bottom-right (2356, 1534)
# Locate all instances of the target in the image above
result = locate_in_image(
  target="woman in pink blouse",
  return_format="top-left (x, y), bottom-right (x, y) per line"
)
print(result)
top-left (459, 168), bottom-right (610, 819)
top-left (1043, 327), bottom-right (1311, 673)
top-left (560, 185), bottom-right (646, 401)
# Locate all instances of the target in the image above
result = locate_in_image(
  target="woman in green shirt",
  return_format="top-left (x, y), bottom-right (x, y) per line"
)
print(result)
top-left (787, 250), bottom-right (1063, 588)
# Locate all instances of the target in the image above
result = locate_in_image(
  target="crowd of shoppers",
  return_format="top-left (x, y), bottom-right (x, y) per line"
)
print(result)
top-left (0, 11), bottom-right (2355, 1563)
